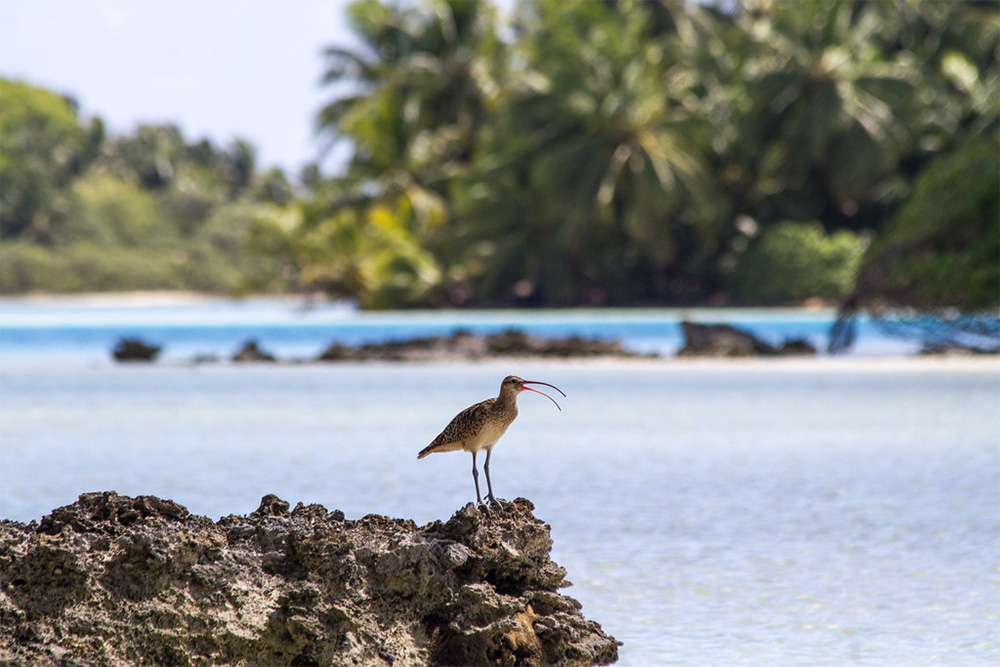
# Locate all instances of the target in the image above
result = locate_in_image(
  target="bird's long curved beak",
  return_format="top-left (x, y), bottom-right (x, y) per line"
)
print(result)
top-left (521, 380), bottom-right (566, 411)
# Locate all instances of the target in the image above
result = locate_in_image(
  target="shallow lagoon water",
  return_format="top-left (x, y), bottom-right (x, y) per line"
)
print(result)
top-left (0, 296), bottom-right (924, 364)
top-left (1, 300), bottom-right (998, 664)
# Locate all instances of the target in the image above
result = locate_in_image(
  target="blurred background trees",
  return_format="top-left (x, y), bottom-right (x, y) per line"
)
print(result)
top-left (0, 79), bottom-right (289, 294)
top-left (2, 0), bottom-right (997, 324)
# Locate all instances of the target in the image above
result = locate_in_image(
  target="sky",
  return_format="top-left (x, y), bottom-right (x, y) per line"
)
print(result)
top-left (1, 0), bottom-right (359, 176)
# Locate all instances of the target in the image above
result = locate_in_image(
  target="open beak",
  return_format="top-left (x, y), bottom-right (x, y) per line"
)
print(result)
top-left (521, 380), bottom-right (566, 411)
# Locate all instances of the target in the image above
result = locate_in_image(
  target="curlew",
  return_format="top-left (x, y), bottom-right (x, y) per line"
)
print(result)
top-left (418, 375), bottom-right (565, 512)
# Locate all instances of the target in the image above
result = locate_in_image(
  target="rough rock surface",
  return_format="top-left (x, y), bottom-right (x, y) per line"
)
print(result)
top-left (317, 329), bottom-right (648, 362)
top-left (0, 492), bottom-right (620, 666)
top-left (677, 321), bottom-right (817, 357)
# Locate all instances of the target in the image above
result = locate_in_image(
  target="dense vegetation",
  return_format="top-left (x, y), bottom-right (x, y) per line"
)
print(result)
top-left (0, 80), bottom-right (294, 294)
top-left (1, 0), bottom-right (997, 311)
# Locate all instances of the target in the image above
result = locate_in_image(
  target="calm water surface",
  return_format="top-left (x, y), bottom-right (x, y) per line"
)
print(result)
top-left (2, 356), bottom-right (997, 665)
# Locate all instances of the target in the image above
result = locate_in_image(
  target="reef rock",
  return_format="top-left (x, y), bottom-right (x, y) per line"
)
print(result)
top-left (317, 329), bottom-right (646, 362)
top-left (677, 321), bottom-right (816, 357)
top-left (0, 492), bottom-right (620, 666)
top-left (231, 340), bottom-right (277, 363)
top-left (111, 338), bottom-right (162, 362)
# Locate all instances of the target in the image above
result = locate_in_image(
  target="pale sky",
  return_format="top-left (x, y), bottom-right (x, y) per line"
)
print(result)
top-left (1, 0), bottom-right (358, 176)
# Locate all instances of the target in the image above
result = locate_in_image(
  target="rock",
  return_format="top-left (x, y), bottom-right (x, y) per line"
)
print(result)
top-left (231, 340), bottom-right (276, 363)
top-left (918, 342), bottom-right (998, 356)
top-left (676, 321), bottom-right (816, 357)
top-left (317, 328), bottom-right (646, 362)
top-left (111, 338), bottom-right (162, 362)
top-left (0, 492), bottom-right (620, 666)
top-left (315, 342), bottom-right (359, 361)
top-left (776, 337), bottom-right (818, 356)
top-left (676, 321), bottom-right (769, 357)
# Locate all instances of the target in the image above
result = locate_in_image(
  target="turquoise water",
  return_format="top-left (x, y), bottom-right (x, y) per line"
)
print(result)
top-left (0, 297), bottom-right (921, 365)
top-left (1, 301), bottom-right (998, 664)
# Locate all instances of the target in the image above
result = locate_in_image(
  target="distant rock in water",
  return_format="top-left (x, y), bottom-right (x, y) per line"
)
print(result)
top-left (111, 338), bottom-right (162, 362)
top-left (917, 342), bottom-right (998, 356)
top-left (0, 491), bottom-right (621, 666)
top-left (778, 337), bottom-right (818, 356)
top-left (317, 328), bottom-right (648, 362)
top-left (677, 321), bottom-right (816, 357)
top-left (231, 339), bottom-right (276, 362)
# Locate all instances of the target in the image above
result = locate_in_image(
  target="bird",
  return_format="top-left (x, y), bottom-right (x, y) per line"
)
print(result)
top-left (417, 375), bottom-right (566, 512)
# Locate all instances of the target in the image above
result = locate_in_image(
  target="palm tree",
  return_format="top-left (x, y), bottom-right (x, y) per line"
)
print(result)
top-left (731, 0), bottom-right (920, 230)
top-left (867, 0), bottom-right (999, 146)
top-left (461, 0), bottom-right (719, 305)
top-left (318, 0), bottom-right (502, 184)
top-left (314, 0), bottom-right (506, 305)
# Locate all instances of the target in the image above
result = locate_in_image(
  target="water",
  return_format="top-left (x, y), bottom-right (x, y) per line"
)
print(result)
top-left (0, 296), bottom-right (922, 366)
top-left (1, 300), bottom-right (998, 664)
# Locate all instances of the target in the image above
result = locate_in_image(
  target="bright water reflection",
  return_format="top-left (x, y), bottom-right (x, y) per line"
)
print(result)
top-left (1, 360), bottom-right (997, 664)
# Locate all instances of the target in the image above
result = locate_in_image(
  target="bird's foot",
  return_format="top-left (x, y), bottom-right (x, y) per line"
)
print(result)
top-left (475, 498), bottom-right (505, 517)
top-left (486, 494), bottom-right (506, 515)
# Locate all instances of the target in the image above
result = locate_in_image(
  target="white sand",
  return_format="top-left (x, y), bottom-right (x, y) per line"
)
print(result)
top-left (0, 290), bottom-right (232, 305)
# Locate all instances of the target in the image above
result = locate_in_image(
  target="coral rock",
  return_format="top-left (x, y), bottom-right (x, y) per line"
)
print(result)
top-left (0, 492), bottom-right (620, 666)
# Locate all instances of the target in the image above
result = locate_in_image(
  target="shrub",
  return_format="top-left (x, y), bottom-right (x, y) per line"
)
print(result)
top-left (62, 172), bottom-right (174, 248)
top-left (858, 135), bottom-right (999, 309)
top-left (0, 241), bottom-right (52, 292)
top-left (0, 242), bottom-right (183, 293)
top-left (728, 221), bottom-right (864, 304)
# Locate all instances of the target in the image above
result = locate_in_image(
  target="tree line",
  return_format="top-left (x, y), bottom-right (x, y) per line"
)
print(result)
top-left (0, 78), bottom-right (299, 294)
top-left (1, 0), bottom-right (997, 312)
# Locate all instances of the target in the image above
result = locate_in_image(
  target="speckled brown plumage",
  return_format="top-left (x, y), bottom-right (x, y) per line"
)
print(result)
top-left (418, 378), bottom-right (520, 459)
top-left (418, 375), bottom-right (565, 510)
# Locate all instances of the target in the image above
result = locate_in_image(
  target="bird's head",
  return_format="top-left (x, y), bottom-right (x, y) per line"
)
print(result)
top-left (502, 375), bottom-right (566, 411)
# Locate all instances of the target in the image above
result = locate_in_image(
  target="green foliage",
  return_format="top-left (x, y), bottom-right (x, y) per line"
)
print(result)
top-left (728, 222), bottom-right (865, 304)
top-left (461, 0), bottom-right (721, 305)
top-left (318, 0), bottom-right (501, 179)
top-left (97, 124), bottom-right (186, 189)
top-left (310, 0), bottom-right (996, 307)
top-left (60, 171), bottom-right (170, 247)
top-left (857, 133), bottom-right (1000, 309)
top-left (158, 164), bottom-right (225, 237)
top-left (253, 168), bottom-right (294, 205)
top-left (0, 79), bottom-right (99, 240)
top-left (726, 0), bottom-right (927, 228)
top-left (0, 201), bottom-right (268, 294)
top-left (250, 195), bottom-right (443, 308)
top-left (0, 241), bottom-right (51, 292)
top-left (2, 0), bottom-right (997, 310)
top-left (0, 78), bottom-right (295, 296)
top-left (0, 241), bottom-right (181, 292)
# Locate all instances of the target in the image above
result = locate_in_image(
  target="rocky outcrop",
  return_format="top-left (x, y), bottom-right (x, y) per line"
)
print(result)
top-left (0, 492), bottom-right (620, 666)
top-left (119, 329), bottom-right (647, 365)
top-left (317, 329), bottom-right (648, 362)
top-left (676, 321), bottom-right (816, 357)
top-left (231, 340), bottom-right (277, 363)
top-left (111, 338), bottom-right (162, 362)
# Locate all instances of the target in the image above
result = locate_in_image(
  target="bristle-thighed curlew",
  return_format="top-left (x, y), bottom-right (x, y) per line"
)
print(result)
top-left (418, 375), bottom-right (565, 512)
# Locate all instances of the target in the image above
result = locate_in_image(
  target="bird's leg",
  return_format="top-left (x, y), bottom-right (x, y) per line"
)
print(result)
top-left (483, 448), bottom-right (504, 514)
top-left (471, 451), bottom-right (486, 508)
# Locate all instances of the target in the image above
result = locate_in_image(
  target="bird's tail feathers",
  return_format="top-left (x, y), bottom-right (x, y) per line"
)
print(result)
top-left (417, 440), bottom-right (462, 459)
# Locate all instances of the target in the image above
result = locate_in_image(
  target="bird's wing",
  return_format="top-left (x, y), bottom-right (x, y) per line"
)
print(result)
top-left (417, 399), bottom-right (493, 459)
